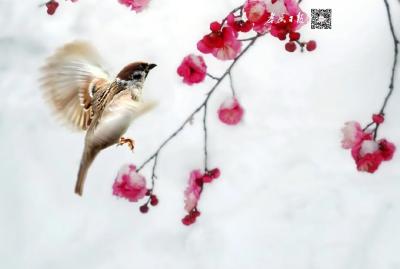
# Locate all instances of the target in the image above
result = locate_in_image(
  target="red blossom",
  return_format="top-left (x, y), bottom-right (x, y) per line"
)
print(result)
top-left (112, 164), bottom-right (147, 202)
top-left (345, 129), bottom-right (395, 173)
top-left (218, 97), bottom-right (244, 125)
top-left (197, 26), bottom-right (242, 60)
top-left (227, 13), bottom-right (253, 33)
top-left (46, 0), bottom-right (59, 15)
top-left (378, 139), bottom-right (396, 161)
top-left (182, 168), bottom-right (220, 225)
top-left (341, 121), bottom-right (368, 149)
top-left (356, 152), bottom-right (384, 173)
top-left (202, 168), bottom-right (221, 183)
top-left (150, 194), bottom-right (159, 206)
top-left (285, 41), bottom-right (296, 52)
top-left (184, 170), bottom-right (203, 213)
top-left (270, 15), bottom-right (300, 40)
top-left (139, 204), bottom-right (149, 213)
top-left (244, 0), bottom-right (270, 26)
top-left (289, 31), bottom-right (300, 41)
top-left (182, 209), bottom-right (201, 226)
top-left (177, 54), bottom-right (207, 85)
top-left (372, 113), bottom-right (385, 124)
top-left (306, 40), bottom-right (317, 51)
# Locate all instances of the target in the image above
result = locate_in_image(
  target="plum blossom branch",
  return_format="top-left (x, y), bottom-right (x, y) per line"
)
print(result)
top-left (115, 0), bottom-right (315, 225)
top-left (364, 0), bottom-right (398, 140)
top-left (372, 0), bottom-right (399, 140)
top-left (239, 35), bottom-right (259, 41)
top-left (341, 0), bottom-right (398, 173)
top-left (206, 73), bottom-right (220, 80)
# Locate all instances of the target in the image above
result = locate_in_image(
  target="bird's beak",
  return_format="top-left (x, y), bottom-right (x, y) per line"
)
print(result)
top-left (148, 63), bottom-right (157, 70)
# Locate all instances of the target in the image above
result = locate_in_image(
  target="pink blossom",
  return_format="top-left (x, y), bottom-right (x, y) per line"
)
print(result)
top-left (177, 54), bottom-right (207, 85)
top-left (378, 139), bottom-right (396, 161)
top-left (118, 0), bottom-right (149, 12)
top-left (218, 97), bottom-right (244, 125)
top-left (184, 170), bottom-right (203, 212)
top-left (227, 13), bottom-right (253, 33)
top-left (351, 136), bottom-right (374, 161)
top-left (244, 0), bottom-right (269, 24)
top-left (359, 140), bottom-right (379, 157)
top-left (113, 164), bottom-right (147, 202)
top-left (244, 0), bottom-right (307, 37)
top-left (202, 168), bottom-right (221, 183)
top-left (349, 138), bottom-right (395, 173)
top-left (341, 121), bottom-right (365, 149)
top-left (197, 26), bottom-right (242, 60)
top-left (356, 152), bottom-right (384, 173)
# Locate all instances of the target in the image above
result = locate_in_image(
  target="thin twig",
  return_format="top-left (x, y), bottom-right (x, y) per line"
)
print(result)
top-left (207, 73), bottom-right (220, 80)
top-left (239, 36), bottom-right (259, 42)
top-left (379, 0), bottom-right (399, 115)
top-left (203, 104), bottom-right (208, 171)
top-left (366, 0), bottom-right (399, 140)
top-left (362, 122), bottom-right (375, 132)
top-left (151, 154), bottom-right (158, 186)
top-left (228, 71), bottom-right (236, 97)
top-left (221, 4), bottom-right (244, 25)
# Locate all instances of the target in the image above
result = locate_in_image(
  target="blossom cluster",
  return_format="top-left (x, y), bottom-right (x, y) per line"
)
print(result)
top-left (173, 0), bottom-right (315, 225)
top-left (113, 0), bottom-right (315, 226)
top-left (341, 114), bottom-right (395, 173)
top-left (182, 168), bottom-right (220, 225)
top-left (177, 0), bottom-right (316, 83)
top-left (112, 164), bottom-right (159, 213)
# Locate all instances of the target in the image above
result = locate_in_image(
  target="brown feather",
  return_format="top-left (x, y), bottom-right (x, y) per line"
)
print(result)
top-left (75, 145), bottom-right (100, 196)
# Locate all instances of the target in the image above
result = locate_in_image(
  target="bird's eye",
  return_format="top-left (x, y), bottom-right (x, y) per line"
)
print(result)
top-left (132, 73), bottom-right (142, 80)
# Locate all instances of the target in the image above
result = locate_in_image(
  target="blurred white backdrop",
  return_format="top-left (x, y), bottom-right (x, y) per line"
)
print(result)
top-left (0, 0), bottom-right (400, 268)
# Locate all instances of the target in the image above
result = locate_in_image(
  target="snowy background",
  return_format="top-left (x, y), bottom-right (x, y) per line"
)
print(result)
top-left (1, 0), bottom-right (400, 268)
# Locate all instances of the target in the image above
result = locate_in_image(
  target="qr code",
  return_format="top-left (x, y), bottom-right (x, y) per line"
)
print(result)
top-left (311, 9), bottom-right (332, 29)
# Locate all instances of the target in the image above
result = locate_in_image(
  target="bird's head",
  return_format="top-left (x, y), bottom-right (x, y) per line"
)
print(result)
top-left (116, 62), bottom-right (157, 90)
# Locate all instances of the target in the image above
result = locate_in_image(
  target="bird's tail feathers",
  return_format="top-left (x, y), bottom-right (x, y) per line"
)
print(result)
top-left (75, 146), bottom-right (100, 196)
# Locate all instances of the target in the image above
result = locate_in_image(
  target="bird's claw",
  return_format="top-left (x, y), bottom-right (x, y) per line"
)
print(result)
top-left (118, 137), bottom-right (135, 151)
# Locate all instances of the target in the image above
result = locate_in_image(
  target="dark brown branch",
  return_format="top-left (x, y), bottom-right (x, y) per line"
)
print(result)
top-left (203, 104), bottom-right (209, 171)
top-left (380, 0), bottom-right (399, 115)
top-left (207, 73), bottom-right (220, 80)
top-left (239, 36), bottom-right (259, 42)
top-left (228, 71), bottom-right (237, 96)
top-left (362, 0), bottom-right (399, 140)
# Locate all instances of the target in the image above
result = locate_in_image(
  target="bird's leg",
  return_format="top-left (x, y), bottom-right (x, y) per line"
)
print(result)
top-left (118, 137), bottom-right (135, 151)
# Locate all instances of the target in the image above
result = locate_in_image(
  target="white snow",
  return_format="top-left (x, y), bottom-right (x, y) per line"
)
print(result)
top-left (1, 0), bottom-right (400, 268)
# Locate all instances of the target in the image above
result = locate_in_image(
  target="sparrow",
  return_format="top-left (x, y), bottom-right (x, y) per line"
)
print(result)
top-left (40, 41), bottom-right (157, 196)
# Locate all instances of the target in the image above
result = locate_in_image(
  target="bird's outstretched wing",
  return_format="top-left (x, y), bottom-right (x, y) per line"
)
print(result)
top-left (40, 41), bottom-right (111, 131)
